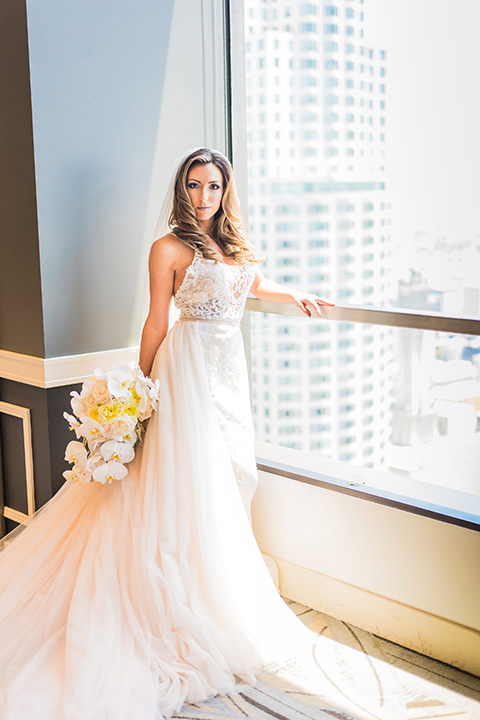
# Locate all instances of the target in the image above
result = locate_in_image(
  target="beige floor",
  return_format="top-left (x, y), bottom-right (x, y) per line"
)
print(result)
top-left (173, 600), bottom-right (480, 720)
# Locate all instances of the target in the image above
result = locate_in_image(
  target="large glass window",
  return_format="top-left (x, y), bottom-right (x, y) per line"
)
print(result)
top-left (251, 313), bottom-right (480, 498)
top-left (241, 0), bottom-right (480, 508)
top-left (244, 0), bottom-right (480, 318)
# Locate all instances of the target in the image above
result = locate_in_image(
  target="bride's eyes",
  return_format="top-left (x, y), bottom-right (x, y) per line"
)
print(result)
top-left (187, 182), bottom-right (221, 191)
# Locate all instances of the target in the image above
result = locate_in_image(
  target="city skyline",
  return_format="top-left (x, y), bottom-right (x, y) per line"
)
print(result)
top-left (244, 0), bottom-right (480, 494)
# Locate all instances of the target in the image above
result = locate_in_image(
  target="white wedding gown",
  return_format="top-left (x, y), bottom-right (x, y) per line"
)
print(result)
top-left (0, 252), bottom-right (310, 719)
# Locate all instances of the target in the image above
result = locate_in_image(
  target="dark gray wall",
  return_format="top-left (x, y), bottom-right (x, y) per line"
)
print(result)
top-left (0, 1), bottom-right (45, 358)
top-left (0, 379), bottom-right (81, 520)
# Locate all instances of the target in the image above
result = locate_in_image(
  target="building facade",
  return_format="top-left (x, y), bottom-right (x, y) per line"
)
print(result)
top-left (245, 0), bottom-right (394, 467)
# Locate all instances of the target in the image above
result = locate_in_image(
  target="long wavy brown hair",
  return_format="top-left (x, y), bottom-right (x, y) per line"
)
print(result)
top-left (169, 148), bottom-right (261, 264)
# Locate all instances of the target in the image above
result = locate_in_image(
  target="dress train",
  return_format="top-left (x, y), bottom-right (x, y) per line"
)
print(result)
top-left (0, 254), bottom-right (311, 719)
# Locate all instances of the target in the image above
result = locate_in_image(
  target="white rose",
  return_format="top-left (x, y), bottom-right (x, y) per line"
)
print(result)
top-left (91, 379), bottom-right (111, 404)
top-left (110, 416), bottom-right (136, 441)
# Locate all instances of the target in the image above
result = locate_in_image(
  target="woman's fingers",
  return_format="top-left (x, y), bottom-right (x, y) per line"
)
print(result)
top-left (293, 298), bottom-right (311, 316)
top-left (292, 293), bottom-right (334, 318)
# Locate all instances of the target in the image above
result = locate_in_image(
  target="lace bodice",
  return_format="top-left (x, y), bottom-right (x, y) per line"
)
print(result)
top-left (174, 252), bottom-right (255, 322)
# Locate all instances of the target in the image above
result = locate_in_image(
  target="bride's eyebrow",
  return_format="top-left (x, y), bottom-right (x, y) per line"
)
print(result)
top-left (187, 178), bottom-right (221, 185)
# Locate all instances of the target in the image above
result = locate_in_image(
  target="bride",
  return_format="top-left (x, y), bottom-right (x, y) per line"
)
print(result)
top-left (0, 148), bottom-right (333, 719)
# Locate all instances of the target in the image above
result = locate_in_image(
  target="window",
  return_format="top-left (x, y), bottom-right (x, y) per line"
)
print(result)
top-left (325, 59), bottom-right (338, 70)
top-left (241, 0), bottom-right (480, 517)
top-left (300, 40), bottom-right (317, 51)
top-left (300, 4), bottom-right (317, 15)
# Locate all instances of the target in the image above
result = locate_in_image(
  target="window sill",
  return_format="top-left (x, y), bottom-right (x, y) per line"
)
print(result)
top-left (255, 440), bottom-right (480, 532)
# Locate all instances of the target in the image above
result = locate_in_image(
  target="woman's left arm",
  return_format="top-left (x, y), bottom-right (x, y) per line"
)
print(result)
top-left (250, 266), bottom-right (334, 318)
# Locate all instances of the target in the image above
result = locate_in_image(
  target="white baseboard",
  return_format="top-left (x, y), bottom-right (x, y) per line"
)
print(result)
top-left (0, 347), bottom-right (139, 389)
top-left (275, 555), bottom-right (480, 677)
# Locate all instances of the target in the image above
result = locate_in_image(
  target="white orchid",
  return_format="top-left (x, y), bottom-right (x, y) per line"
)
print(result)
top-left (79, 376), bottom-right (96, 396)
top-left (70, 391), bottom-right (87, 418)
top-left (100, 440), bottom-right (135, 464)
top-left (136, 378), bottom-right (160, 419)
top-left (76, 417), bottom-right (105, 450)
top-left (86, 453), bottom-right (103, 473)
top-left (63, 412), bottom-right (81, 435)
top-left (107, 367), bottom-right (134, 400)
top-left (64, 441), bottom-right (87, 467)
top-left (63, 364), bottom-right (160, 484)
top-left (63, 467), bottom-right (87, 483)
top-left (131, 366), bottom-right (143, 381)
top-left (93, 461), bottom-right (128, 485)
top-left (121, 430), bottom-right (137, 446)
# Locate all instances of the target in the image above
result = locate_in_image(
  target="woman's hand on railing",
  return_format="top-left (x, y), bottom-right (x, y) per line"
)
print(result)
top-left (289, 291), bottom-right (335, 318)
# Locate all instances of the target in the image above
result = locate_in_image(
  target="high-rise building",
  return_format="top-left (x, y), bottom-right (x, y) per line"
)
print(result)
top-left (245, 0), bottom-right (394, 468)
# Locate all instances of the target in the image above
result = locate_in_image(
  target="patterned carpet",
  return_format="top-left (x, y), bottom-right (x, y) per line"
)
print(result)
top-left (173, 601), bottom-right (480, 720)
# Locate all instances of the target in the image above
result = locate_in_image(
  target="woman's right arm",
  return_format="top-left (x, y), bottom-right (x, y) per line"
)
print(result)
top-left (138, 237), bottom-right (177, 377)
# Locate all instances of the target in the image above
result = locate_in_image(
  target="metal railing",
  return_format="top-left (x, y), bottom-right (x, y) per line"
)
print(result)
top-left (245, 298), bottom-right (480, 336)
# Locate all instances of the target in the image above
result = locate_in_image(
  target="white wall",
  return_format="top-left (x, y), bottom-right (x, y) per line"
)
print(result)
top-left (252, 442), bottom-right (480, 676)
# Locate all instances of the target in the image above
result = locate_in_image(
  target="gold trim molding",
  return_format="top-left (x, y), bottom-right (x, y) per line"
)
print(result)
top-left (0, 401), bottom-right (35, 522)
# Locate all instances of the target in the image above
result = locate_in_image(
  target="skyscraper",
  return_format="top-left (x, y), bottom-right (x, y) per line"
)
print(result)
top-left (245, 0), bottom-right (394, 468)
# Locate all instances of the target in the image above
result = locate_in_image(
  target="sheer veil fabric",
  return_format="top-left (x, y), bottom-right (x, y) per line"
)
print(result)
top-left (153, 147), bottom-right (202, 242)
top-left (0, 153), bottom-right (312, 719)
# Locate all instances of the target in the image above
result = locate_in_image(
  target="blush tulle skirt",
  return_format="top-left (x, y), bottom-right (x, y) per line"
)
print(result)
top-left (0, 320), bottom-right (310, 719)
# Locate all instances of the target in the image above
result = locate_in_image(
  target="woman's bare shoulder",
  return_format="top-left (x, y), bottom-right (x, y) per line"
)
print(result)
top-left (150, 234), bottom-right (193, 267)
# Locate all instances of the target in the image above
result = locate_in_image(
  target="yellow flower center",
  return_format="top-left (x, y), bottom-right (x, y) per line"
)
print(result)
top-left (99, 401), bottom-right (122, 421)
top-left (122, 402), bottom-right (138, 417)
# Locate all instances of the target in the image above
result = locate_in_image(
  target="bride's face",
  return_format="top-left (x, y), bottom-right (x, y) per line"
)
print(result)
top-left (186, 163), bottom-right (224, 227)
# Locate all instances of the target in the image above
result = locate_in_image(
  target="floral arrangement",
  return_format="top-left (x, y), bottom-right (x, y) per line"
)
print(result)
top-left (63, 365), bottom-right (160, 484)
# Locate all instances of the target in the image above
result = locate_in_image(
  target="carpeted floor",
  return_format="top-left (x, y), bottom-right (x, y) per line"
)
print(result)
top-left (173, 600), bottom-right (480, 720)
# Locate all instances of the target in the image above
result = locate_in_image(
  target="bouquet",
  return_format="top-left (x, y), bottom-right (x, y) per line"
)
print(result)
top-left (63, 365), bottom-right (160, 484)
